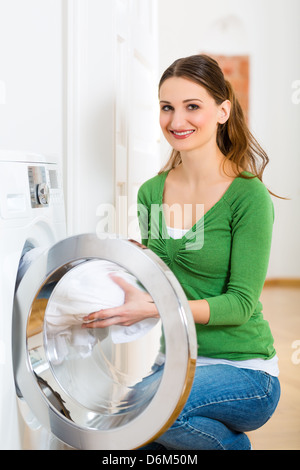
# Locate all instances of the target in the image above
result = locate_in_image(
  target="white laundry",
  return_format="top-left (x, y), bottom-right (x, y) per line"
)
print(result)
top-left (45, 259), bottom-right (158, 337)
top-left (44, 259), bottom-right (158, 363)
top-left (18, 251), bottom-right (158, 364)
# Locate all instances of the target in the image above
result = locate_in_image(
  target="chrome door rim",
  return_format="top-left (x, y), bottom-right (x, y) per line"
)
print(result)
top-left (13, 234), bottom-right (197, 450)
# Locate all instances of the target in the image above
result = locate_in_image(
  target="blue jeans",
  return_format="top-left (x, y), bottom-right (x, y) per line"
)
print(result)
top-left (143, 365), bottom-right (281, 450)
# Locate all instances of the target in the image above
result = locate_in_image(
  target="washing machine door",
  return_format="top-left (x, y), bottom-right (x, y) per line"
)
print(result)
top-left (12, 234), bottom-right (197, 450)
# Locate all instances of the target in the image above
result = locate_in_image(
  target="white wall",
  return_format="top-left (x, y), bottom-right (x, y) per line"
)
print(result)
top-left (0, 0), bottom-right (63, 160)
top-left (158, 0), bottom-right (300, 279)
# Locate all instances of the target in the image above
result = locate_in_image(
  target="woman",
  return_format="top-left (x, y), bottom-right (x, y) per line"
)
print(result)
top-left (84, 55), bottom-right (281, 450)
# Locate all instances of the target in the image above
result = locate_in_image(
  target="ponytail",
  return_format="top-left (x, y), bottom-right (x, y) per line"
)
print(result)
top-left (217, 80), bottom-right (269, 183)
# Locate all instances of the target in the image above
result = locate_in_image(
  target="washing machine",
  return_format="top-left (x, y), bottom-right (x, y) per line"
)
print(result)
top-left (0, 150), bottom-right (66, 449)
top-left (0, 150), bottom-right (197, 450)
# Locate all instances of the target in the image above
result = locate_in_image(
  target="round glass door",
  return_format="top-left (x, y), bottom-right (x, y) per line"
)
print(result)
top-left (13, 234), bottom-right (197, 450)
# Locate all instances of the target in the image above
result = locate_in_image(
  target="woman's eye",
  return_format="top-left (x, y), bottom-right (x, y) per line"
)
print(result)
top-left (161, 105), bottom-right (173, 112)
top-left (187, 104), bottom-right (200, 110)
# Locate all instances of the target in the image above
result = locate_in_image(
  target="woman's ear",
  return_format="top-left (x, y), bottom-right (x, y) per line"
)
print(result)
top-left (218, 99), bottom-right (231, 124)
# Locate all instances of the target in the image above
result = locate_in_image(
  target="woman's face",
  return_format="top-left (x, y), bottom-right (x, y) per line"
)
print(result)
top-left (159, 77), bottom-right (230, 155)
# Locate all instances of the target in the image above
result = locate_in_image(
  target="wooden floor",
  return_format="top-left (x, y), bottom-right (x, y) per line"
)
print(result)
top-left (247, 286), bottom-right (300, 450)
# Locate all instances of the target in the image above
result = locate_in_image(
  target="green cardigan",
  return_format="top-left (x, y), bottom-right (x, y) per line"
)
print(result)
top-left (137, 171), bottom-right (276, 361)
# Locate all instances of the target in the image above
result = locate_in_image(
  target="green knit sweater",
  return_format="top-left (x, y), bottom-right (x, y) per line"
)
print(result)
top-left (137, 171), bottom-right (276, 361)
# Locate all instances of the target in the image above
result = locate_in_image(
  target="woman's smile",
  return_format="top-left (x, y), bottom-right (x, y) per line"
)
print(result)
top-left (170, 129), bottom-right (195, 139)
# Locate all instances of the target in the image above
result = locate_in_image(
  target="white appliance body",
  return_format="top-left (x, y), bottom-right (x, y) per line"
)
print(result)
top-left (0, 151), bottom-right (66, 449)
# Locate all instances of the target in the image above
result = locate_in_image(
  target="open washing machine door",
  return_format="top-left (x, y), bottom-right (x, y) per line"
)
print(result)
top-left (12, 234), bottom-right (197, 450)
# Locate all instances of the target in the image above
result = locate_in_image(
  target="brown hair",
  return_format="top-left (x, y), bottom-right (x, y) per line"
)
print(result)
top-left (158, 54), bottom-right (280, 195)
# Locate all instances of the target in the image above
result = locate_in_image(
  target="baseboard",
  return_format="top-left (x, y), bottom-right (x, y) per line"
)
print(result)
top-left (264, 278), bottom-right (300, 288)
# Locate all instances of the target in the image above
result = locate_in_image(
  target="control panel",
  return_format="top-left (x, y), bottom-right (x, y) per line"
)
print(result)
top-left (28, 166), bottom-right (62, 209)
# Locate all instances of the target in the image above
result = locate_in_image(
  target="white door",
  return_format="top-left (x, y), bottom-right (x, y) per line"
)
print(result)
top-left (64, 0), bottom-right (159, 239)
top-left (114, 0), bottom-right (160, 240)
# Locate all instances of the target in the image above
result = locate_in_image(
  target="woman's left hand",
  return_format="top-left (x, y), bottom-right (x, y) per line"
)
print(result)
top-left (82, 274), bottom-right (159, 329)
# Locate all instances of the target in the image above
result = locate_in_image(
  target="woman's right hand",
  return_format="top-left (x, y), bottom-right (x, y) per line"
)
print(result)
top-left (82, 274), bottom-right (158, 329)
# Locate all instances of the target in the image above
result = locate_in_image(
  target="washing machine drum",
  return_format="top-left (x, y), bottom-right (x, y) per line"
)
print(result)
top-left (13, 234), bottom-right (197, 450)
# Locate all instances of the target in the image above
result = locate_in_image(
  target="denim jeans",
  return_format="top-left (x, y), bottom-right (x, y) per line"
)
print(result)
top-left (143, 364), bottom-right (281, 451)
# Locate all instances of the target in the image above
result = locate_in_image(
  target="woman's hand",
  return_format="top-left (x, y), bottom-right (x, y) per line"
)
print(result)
top-left (82, 274), bottom-right (159, 329)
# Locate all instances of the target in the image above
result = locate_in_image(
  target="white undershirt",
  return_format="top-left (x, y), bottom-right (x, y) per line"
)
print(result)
top-left (167, 225), bottom-right (189, 239)
top-left (166, 226), bottom-right (279, 377)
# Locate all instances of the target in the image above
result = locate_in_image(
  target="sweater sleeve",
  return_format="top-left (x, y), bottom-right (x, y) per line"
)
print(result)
top-left (205, 180), bottom-right (274, 326)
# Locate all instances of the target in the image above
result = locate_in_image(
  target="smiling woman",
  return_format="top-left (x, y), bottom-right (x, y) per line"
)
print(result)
top-left (135, 54), bottom-right (281, 450)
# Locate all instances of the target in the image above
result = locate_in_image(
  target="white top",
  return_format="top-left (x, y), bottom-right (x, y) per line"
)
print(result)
top-left (166, 226), bottom-right (279, 377)
top-left (167, 225), bottom-right (189, 239)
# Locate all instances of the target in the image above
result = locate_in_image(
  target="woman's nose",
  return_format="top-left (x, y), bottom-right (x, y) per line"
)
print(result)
top-left (170, 110), bottom-right (187, 129)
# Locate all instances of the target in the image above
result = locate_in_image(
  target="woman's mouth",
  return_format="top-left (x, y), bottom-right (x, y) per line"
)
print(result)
top-left (170, 129), bottom-right (195, 139)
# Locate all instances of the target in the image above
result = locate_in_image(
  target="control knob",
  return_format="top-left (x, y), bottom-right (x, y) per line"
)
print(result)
top-left (37, 183), bottom-right (50, 205)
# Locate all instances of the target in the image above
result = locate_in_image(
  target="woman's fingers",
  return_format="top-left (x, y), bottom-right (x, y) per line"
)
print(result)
top-left (128, 239), bottom-right (147, 249)
top-left (83, 306), bottom-right (122, 323)
top-left (82, 315), bottom-right (121, 329)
